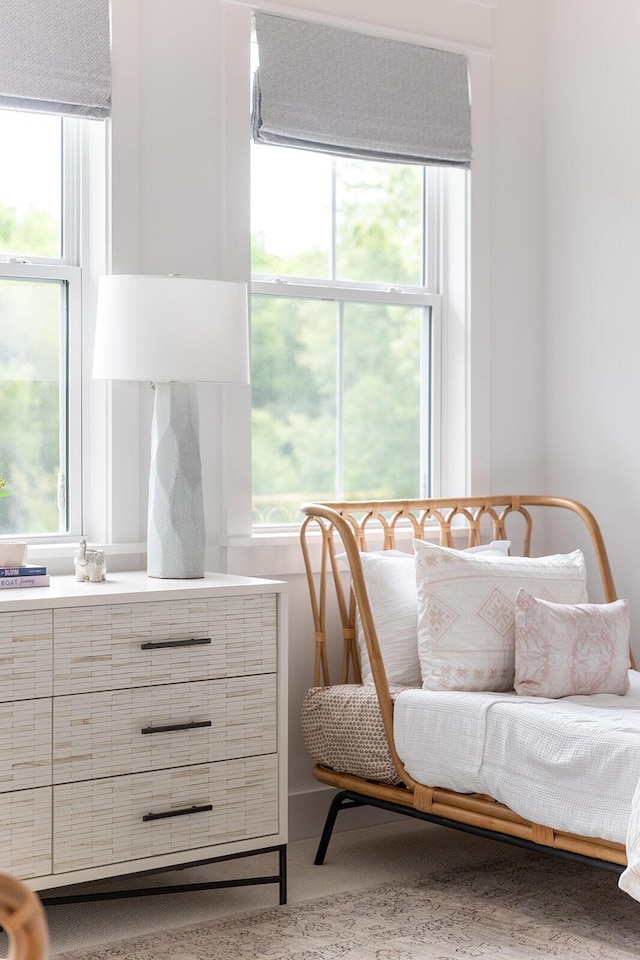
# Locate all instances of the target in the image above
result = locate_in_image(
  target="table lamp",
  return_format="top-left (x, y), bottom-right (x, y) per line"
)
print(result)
top-left (93, 274), bottom-right (249, 578)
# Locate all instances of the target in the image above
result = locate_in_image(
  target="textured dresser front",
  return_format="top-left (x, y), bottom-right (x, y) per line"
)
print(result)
top-left (53, 755), bottom-right (279, 873)
top-left (53, 594), bottom-right (278, 694)
top-left (0, 579), bottom-right (285, 888)
top-left (51, 593), bottom-right (279, 875)
top-left (52, 674), bottom-right (277, 783)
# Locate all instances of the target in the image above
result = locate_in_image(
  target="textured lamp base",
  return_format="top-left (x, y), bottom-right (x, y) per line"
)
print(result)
top-left (147, 382), bottom-right (205, 579)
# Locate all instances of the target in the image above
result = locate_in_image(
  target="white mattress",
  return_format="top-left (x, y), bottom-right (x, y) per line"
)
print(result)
top-left (393, 669), bottom-right (640, 844)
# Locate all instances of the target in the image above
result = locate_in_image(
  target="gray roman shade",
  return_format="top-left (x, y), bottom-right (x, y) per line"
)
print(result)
top-left (0, 0), bottom-right (111, 119)
top-left (252, 13), bottom-right (471, 167)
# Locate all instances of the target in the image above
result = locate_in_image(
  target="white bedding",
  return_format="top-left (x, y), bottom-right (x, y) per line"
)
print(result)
top-left (394, 669), bottom-right (640, 845)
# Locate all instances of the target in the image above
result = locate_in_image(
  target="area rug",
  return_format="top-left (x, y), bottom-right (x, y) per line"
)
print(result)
top-left (55, 854), bottom-right (640, 960)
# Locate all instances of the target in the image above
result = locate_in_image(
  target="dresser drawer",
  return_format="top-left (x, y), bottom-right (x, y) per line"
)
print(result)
top-left (53, 755), bottom-right (279, 873)
top-left (0, 698), bottom-right (51, 792)
top-left (54, 594), bottom-right (277, 694)
top-left (0, 787), bottom-right (52, 878)
top-left (52, 674), bottom-right (277, 783)
top-left (0, 610), bottom-right (52, 702)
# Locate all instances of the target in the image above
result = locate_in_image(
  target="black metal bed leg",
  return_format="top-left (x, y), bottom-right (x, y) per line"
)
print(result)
top-left (314, 791), bottom-right (363, 865)
top-left (314, 792), bottom-right (626, 878)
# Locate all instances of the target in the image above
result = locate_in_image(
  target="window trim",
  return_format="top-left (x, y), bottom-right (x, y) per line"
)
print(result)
top-left (0, 112), bottom-right (108, 546)
top-left (249, 143), bottom-right (450, 528)
top-left (250, 131), bottom-right (445, 527)
top-left (219, 4), bottom-right (491, 570)
top-left (252, 277), bottom-right (441, 307)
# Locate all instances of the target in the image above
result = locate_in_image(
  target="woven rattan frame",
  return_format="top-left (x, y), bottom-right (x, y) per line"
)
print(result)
top-left (300, 494), bottom-right (628, 867)
top-left (0, 873), bottom-right (48, 960)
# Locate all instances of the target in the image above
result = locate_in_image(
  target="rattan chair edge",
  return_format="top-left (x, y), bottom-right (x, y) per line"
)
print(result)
top-left (0, 873), bottom-right (48, 960)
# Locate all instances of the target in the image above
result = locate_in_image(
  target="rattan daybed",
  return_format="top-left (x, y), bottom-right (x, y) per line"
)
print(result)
top-left (299, 495), bottom-right (640, 879)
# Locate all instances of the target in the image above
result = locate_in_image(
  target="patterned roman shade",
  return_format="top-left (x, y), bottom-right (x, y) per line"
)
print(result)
top-left (0, 0), bottom-right (111, 119)
top-left (252, 13), bottom-right (471, 167)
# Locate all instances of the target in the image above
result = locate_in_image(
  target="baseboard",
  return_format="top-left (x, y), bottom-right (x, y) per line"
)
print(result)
top-left (288, 786), bottom-right (401, 842)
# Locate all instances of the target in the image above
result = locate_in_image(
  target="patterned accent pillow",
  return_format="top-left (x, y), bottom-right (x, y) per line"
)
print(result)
top-left (413, 541), bottom-right (588, 692)
top-left (301, 683), bottom-right (407, 785)
top-left (340, 543), bottom-right (511, 687)
top-left (514, 589), bottom-right (630, 698)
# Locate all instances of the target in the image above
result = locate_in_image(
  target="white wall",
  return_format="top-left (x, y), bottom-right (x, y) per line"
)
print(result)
top-left (108, 0), bottom-right (550, 839)
top-left (489, 0), bottom-right (546, 491)
top-left (544, 0), bottom-right (640, 654)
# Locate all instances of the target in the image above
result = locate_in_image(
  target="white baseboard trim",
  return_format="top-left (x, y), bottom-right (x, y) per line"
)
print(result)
top-left (288, 786), bottom-right (401, 843)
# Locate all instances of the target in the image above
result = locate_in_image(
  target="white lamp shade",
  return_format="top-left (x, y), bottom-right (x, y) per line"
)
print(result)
top-left (93, 275), bottom-right (249, 384)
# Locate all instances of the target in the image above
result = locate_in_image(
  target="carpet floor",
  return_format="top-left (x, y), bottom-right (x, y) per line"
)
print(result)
top-left (52, 848), bottom-right (640, 960)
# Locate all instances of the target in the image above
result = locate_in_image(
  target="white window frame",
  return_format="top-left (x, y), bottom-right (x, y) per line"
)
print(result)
top-left (0, 115), bottom-right (95, 544)
top-left (251, 277), bottom-right (442, 519)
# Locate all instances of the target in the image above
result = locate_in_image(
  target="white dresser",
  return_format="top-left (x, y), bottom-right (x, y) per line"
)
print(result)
top-left (0, 572), bottom-right (287, 899)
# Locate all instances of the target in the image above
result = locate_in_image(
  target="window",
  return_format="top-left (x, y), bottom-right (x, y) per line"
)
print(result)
top-left (0, 109), bottom-right (85, 539)
top-left (248, 15), bottom-right (471, 529)
top-left (250, 144), bottom-right (448, 526)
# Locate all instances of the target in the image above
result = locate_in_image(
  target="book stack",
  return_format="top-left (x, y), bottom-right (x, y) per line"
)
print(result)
top-left (0, 565), bottom-right (50, 589)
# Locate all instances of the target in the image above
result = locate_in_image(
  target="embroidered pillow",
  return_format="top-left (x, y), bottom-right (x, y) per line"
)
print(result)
top-left (339, 542), bottom-right (510, 687)
top-left (413, 541), bottom-right (588, 692)
top-left (514, 589), bottom-right (630, 698)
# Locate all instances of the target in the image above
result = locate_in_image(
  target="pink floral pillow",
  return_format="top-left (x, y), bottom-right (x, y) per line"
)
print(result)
top-left (514, 589), bottom-right (631, 698)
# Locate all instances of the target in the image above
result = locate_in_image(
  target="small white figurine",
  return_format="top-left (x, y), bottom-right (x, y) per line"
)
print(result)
top-left (74, 538), bottom-right (106, 582)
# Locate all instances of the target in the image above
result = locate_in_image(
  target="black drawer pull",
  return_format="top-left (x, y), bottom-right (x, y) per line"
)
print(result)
top-left (141, 720), bottom-right (212, 735)
top-left (140, 637), bottom-right (212, 650)
top-left (143, 803), bottom-right (213, 822)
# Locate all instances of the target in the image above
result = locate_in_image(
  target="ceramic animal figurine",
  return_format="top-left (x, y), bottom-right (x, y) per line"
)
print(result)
top-left (74, 538), bottom-right (106, 582)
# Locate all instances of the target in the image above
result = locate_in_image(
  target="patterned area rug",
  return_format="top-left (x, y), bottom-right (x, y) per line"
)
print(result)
top-left (56, 854), bottom-right (640, 960)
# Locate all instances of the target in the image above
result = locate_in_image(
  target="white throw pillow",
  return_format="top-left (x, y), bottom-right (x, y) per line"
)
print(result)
top-left (413, 541), bottom-right (588, 692)
top-left (350, 551), bottom-right (419, 686)
top-left (464, 541), bottom-right (511, 556)
top-left (339, 541), bottom-right (511, 686)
